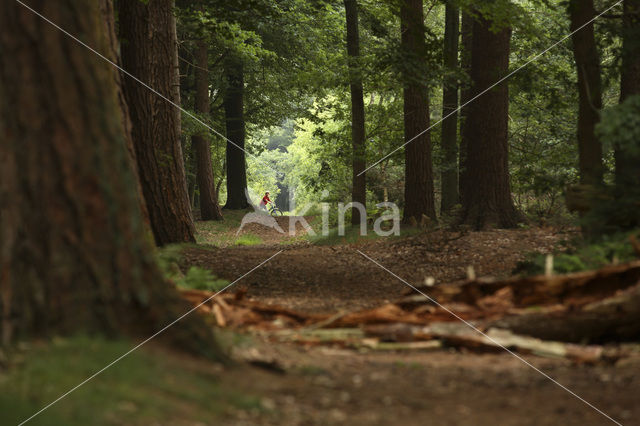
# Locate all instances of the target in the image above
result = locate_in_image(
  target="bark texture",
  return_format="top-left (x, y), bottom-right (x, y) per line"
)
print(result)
top-left (0, 0), bottom-right (221, 358)
top-left (616, 0), bottom-right (640, 189)
top-left (223, 56), bottom-right (249, 210)
top-left (119, 0), bottom-right (196, 245)
top-left (400, 0), bottom-right (436, 223)
top-left (458, 11), bottom-right (473, 204)
top-left (459, 14), bottom-right (520, 229)
top-left (192, 39), bottom-right (223, 220)
top-left (99, 0), bottom-right (150, 226)
top-left (344, 0), bottom-right (367, 226)
top-left (440, 1), bottom-right (460, 213)
top-left (568, 0), bottom-right (604, 186)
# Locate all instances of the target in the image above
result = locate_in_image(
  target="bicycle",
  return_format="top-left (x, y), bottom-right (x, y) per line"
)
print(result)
top-left (268, 202), bottom-right (283, 217)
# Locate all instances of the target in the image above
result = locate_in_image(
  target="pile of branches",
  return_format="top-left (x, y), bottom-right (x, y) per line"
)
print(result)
top-left (180, 260), bottom-right (640, 364)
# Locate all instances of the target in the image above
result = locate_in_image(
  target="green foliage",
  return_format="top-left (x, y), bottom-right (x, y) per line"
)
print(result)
top-left (598, 95), bottom-right (640, 157)
top-left (155, 245), bottom-right (229, 292)
top-left (182, 267), bottom-right (230, 292)
top-left (515, 231), bottom-right (639, 275)
top-left (174, 0), bottom-right (633, 231)
top-left (579, 95), bottom-right (640, 234)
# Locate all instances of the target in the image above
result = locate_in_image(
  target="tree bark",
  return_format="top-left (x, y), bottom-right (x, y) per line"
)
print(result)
top-left (99, 0), bottom-right (150, 228)
top-left (400, 0), bottom-right (436, 224)
top-left (0, 0), bottom-right (221, 358)
top-left (459, 14), bottom-right (520, 229)
top-left (193, 39), bottom-right (223, 221)
top-left (119, 0), bottom-right (196, 246)
top-left (616, 0), bottom-right (640, 189)
top-left (568, 0), bottom-right (604, 186)
top-left (458, 11), bottom-right (473, 205)
top-left (344, 0), bottom-right (367, 226)
top-left (223, 56), bottom-right (249, 210)
top-left (440, 1), bottom-right (460, 213)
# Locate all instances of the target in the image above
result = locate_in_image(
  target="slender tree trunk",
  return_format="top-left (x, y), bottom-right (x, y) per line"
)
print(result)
top-left (459, 14), bottom-right (520, 229)
top-left (223, 56), bottom-right (249, 210)
top-left (568, 0), bottom-right (604, 186)
top-left (400, 0), bottom-right (436, 224)
top-left (617, 0), bottom-right (640, 188)
top-left (344, 0), bottom-right (367, 226)
top-left (193, 40), bottom-right (223, 220)
top-left (119, 0), bottom-right (196, 245)
top-left (440, 1), bottom-right (460, 213)
top-left (0, 0), bottom-right (221, 358)
top-left (458, 11), bottom-right (473, 204)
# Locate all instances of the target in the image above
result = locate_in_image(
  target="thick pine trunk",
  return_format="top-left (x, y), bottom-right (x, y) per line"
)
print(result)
top-left (119, 0), bottom-right (196, 246)
top-left (616, 0), bottom-right (640, 189)
top-left (344, 0), bottom-right (367, 226)
top-left (400, 0), bottom-right (436, 224)
top-left (223, 57), bottom-right (249, 210)
top-left (440, 1), bottom-right (460, 213)
top-left (193, 40), bottom-right (223, 221)
top-left (458, 11), bottom-right (473, 205)
top-left (459, 15), bottom-right (520, 229)
top-left (0, 0), bottom-right (221, 358)
top-left (568, 0), bottom-right (604, 186)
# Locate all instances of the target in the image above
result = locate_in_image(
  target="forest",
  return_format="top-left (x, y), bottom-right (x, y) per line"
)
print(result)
top-left (1, 0), bottom-right (639, 425)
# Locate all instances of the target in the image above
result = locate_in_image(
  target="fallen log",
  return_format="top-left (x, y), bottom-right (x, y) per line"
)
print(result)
top-left (410, 260), bottom-right (640, 310)
top-left (491, 282), bottom-right (640, 343)
top-left (178, 258), bottom-right (640, 356)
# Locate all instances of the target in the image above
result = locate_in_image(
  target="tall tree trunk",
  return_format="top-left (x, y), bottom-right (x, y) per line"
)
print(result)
top-left (458, 11), bottom-right (473, 204)
top-left (223, 56), bottom-right (249, 210)
top-left (400, 0), bottom-right (436, 224)
top-left (193, 39), bottom-right (223, 220)
top-left (99, 0), bottom-right (150, 228)
top-left (0, 0), bottom-right (221, 358)
top-left (568, 0), bottom-right (604, 186)
top-left (344, 0), bottom-right (367, 226)
top-left (459, 14), bottom-right (520, 229)
top-left (119, 0), bottom-right (196, 246)
top-left (616, 0), bottom-right (640, 188)
top-left (440, 0), bottom-right (460, 213)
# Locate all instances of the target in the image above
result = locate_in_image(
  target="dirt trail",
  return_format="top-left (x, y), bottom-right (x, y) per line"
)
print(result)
top-left (184, 219), bottom-right (565, 313)
top-left (181, 219), bottom-right (640, 425)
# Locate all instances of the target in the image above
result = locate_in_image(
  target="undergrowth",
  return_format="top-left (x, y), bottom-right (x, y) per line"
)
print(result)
top-left (515, 230), bottom-right (640, 275)
top-left (156, 244), bottom-right (229, 292)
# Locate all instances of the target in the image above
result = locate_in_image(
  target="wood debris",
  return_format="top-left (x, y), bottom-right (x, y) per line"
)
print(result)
top-left (179, 260), bottom-right (640, 362)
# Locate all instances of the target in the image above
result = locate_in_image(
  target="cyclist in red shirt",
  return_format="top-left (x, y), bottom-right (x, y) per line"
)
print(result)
top-left (259, 191), bottom-right (271, 210)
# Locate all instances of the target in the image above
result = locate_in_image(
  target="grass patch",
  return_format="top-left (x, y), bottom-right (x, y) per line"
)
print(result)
top-left (195, 209), bottom-right (274, 247)
top-left (0, 336), bottom-right (260, 425)
top-left (234, 233), bottom-right (263, 246)
top-left (194, 209), bottom-right (251, 246)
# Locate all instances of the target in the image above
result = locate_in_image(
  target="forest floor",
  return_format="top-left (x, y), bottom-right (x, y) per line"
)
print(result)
top-left (178, 214), bottom-right (640, 425)
top-left (4, 214), bottom-right (639, 425)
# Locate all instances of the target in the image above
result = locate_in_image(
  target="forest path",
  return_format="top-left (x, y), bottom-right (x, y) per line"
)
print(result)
top-left (181, 221), bottom-right (640, 425)
top-left (184, 222), bottom-right (565, 314)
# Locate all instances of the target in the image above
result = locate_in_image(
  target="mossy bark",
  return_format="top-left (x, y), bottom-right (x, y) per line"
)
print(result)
top-left (0, 0), bottom-right (223, 360)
